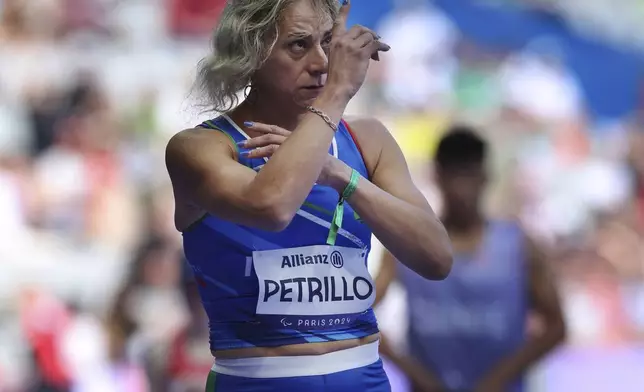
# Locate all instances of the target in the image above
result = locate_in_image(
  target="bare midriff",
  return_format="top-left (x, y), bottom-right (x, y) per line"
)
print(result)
top-left (212, 332), bottom-right (380, 359)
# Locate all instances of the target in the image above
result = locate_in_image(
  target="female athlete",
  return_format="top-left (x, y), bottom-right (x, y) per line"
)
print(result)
top-left (165, 0), bottom-right (453, 390)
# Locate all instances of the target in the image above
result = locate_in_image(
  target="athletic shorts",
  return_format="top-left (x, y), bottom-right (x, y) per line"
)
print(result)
top-left (205, 341), bottom-right (391, 392)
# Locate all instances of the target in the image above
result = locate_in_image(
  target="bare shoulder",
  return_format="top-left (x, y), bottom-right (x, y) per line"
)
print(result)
top-left (344, 116), bottom-right (391, 139)
top-left (344, 116), bottom-right (400, 152)
top-left (165, 127), bottom-right (236, 177)
top-left (164, 127), bottom-right (236, 202)
top-left (166, 127), bottom-right (235, 162)
top-left (165, 128), bottom-right (238, 229)
top-left (344, 116), bottom-right (395, 174)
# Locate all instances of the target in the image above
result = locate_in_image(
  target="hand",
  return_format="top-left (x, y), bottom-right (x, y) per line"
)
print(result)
top-left (239, 122), bottom-right (345, 188)
top-left (410, 377), bottom-right (447, 392)
top-left (474, 372), bottom-right (508, 392)
top-left (325, 0), bottom-right (390, 100)
top-left (379, 335), bottom-right (446, 392)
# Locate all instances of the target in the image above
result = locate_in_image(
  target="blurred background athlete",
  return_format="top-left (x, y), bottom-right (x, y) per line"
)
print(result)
top-left (375, 126), bottom-right (566, 392)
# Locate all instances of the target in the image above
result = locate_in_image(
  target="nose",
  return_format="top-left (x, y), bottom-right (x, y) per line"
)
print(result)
top-left (307, 44), bottom-right (328, 75)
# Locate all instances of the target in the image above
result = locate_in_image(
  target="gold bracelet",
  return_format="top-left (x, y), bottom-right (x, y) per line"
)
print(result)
top-left (306, 105), bottom-right (338, 132)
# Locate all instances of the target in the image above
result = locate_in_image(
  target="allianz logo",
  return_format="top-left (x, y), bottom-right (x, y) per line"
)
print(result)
top-left (281, 251), bottom-right (344, 269)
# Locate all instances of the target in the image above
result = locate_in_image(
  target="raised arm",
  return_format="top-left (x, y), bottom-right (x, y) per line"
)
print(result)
top-left (329, 118), bottom-right (453, 279)
top-left (165, 90), bottom-right (346, 232)
top-left (165, 2), bottom-right (390, 231)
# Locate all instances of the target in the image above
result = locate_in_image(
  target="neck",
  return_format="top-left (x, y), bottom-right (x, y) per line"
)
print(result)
top-left (231, 96), bottom-right (307, 132)
top-left (441, 210), bottom-right (484, 235)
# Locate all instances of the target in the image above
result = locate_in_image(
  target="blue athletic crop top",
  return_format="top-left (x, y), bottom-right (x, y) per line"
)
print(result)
top-left (182, 115), bottom-right (379, 351)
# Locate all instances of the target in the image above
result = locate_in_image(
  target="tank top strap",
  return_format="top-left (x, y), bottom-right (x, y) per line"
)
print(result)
top-left (336, 119), bottom-right (369, 180)
top-left (340, 119), bottom-right (366, 163)
top-left (198, 115), bottom-right (263, 169)
top-left (198, 118), bottom-right (242, 143)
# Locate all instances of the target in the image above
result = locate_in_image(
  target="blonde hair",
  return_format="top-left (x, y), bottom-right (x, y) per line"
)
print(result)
top-left (195, 0), bottom-right (340, 113)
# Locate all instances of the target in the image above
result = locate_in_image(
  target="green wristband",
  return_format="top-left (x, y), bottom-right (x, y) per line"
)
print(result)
top-left (326, 170), bottom-right (360, 246)
top-left (341, 169), bottom-right (360, 200)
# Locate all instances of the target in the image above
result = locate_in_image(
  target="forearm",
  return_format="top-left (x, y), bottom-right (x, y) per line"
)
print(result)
top-left (373, 251), bottom-right (396, 308)
top-left (250, 89), bottom-right (349, 218)
top-left (486, 249), bottom-right (567, 385)
top-left (332, 168), bottom-right (452, 279)
top-left (486, 321), bottom-right (565, 382)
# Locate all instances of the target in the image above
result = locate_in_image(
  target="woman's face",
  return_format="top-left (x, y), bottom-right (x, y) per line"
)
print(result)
top-left (253, 0), bottom-right (334, 107)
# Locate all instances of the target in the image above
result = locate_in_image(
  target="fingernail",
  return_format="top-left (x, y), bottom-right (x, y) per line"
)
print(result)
top-left (240, 150), bottom-right (250, 157)
top-left (236, 141), bottom-right (246, 147)
top-left (244, 121), bottom-right (254, 127)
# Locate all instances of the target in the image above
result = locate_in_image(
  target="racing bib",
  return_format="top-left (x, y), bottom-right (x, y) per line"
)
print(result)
top-left (253, 245), bottom-right (375, 317)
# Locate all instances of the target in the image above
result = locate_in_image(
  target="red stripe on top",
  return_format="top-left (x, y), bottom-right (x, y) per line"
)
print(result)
top-left (638, 184), bottom-right (644, 230)
top-left (341, 119), bottom-right (366, 162)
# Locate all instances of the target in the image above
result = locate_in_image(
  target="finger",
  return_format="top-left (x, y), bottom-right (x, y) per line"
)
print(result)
top-left (366, 39), bottom-right (390, 60)
top-left (246, 122), bottom-right (291, 137)
top-left (240, 134), bottom-right (286, 149)
top-left (376, 41), bottom-right (391, 52)
top-left (242, 145), bottom-right (278, 159)
top-left (371, 40), bottom-right (390, 61)
top-left (346, 25), bottom-right (378, 41)
top-left (353, 30), bottom-right (375, 49)
top-left (244, 121), bottom-right (291, 137)
top-left (332, 0), bottom-right (350, 37)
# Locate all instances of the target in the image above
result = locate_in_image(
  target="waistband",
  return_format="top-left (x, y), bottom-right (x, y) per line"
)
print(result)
top-left (211, 340), bottom-right (380, 379)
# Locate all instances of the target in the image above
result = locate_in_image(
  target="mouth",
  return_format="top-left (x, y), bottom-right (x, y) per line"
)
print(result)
top-left (303, 85), bottom-right (324, 90)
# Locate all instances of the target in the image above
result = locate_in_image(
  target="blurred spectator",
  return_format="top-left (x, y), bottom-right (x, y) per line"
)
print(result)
top-left (165, 267), bottom-right (211, 392)
top-left (0, 83), bottom-right (31, 156)
top-left (25, 86), bottom-right (64, 157)
top-left (377, 1), bottom-right (457, 112)
top-left (499, 44), bottom-right (583, 125)
top-left (106, 237), bottom-right (187, 391)
top-left (60, 0), bottom-right (110, 38)
top-left (167, 0), bottom-right (226, 38)
top-left (19, 288), bottom-right (72, 392)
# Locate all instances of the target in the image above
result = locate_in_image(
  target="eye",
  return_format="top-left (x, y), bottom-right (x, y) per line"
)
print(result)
top-left (289, 39), bottom-right (307, 51)
top-left (322, 35), bottom-right (332, 46)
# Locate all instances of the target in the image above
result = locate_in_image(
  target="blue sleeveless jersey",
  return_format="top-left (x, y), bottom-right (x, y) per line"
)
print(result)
top-left (399, 220), bottom-right (528, 392)
top-left (182, 115), bottom-right (379, 351)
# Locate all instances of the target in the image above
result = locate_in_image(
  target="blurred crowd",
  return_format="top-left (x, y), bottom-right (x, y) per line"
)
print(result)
top-left (0, 0), bottom-right (643, 391)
